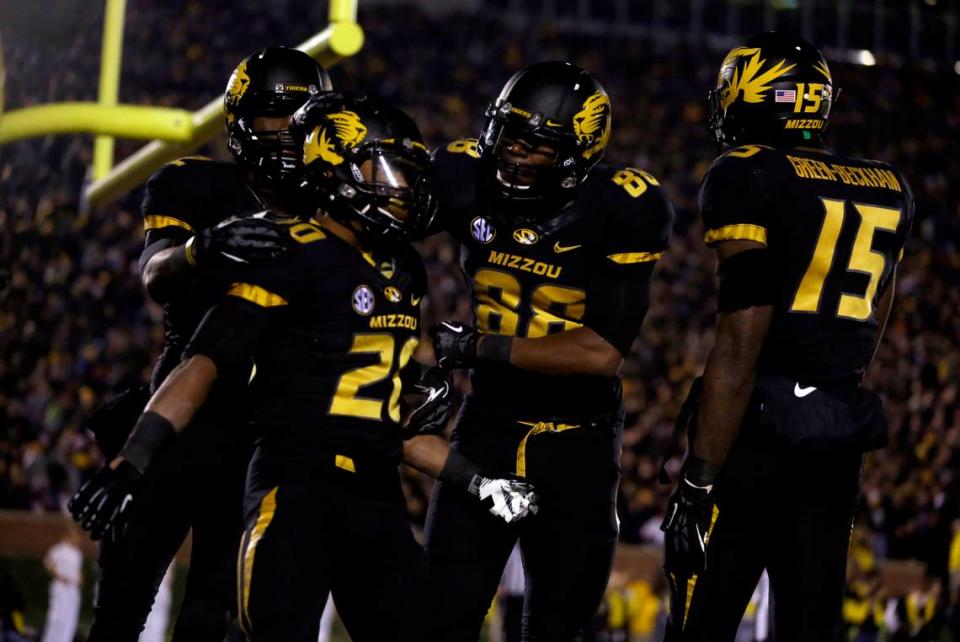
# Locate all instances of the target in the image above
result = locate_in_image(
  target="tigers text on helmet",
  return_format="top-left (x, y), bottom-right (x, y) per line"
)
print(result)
top-left (292, 93), bottom-right (437, 244)
top-left (708, 32), bottom-right (834, 147)
top-left (224, 47), bottom-right (332, 190)
top-left (478, 61), bottom-right (611, 203)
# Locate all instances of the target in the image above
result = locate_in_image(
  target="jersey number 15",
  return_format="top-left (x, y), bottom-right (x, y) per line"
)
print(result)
top-left (791, 197), bottom-right (901, 321)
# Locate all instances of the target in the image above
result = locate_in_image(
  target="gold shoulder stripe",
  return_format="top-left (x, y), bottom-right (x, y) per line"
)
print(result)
top-left (335, 454), bottom-right (356, 473)
top-left (607, 251), bottom-right (664, 264)
top-left (227, 283), bottom-right (288, 307)
top-left (897, 248), bottom-right (904, 263)
top-left (144, 215), bottom-right (194, 232)
top-left (704, 224), bottom-right (768, 245)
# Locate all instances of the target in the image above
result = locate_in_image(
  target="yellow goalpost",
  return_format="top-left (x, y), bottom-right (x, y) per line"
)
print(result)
top-left (0, 0), bottom-right (363, 209)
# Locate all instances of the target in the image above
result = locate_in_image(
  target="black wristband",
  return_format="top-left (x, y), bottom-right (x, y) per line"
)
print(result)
top-left (684, 455), bottom-right (721, 487)
top-left (476, 334), bottom-right (512, 364)
top-left (438, 450), bottom-right (482, 495)
top-left (120, 411), bottom-right (176, 474)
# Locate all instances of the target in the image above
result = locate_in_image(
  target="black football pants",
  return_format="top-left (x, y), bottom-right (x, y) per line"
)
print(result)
top-left (664, 431), bottom-right (863, 642)
top-left (90, 418), bottom-right (248, 642)
top-left (425, 400), bottom-right (622, 642)
top-left (238, 447), bottom-right (429, 642)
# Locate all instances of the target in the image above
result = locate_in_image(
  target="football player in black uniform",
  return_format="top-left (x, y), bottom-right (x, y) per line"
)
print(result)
top-left (660, 33), bottom-right (914, 641)
top-left (420, 61), bottom-right (675, 640)
top-left (70, 94), bottom-right (536, 642)
top-left (69, 47), bottom-right (330, 641)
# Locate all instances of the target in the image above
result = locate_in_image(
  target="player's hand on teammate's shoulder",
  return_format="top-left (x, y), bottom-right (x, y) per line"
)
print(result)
top-left (470, 473), bottom-right (539, 524)
top-left (430, 321), bottom-right (482, 369)
top-left (401, 367), bottom-right (455, 439)
top-left (186, 211), bottom-right (293, 267)
top-left (68, 457), bottom-right (144, 543)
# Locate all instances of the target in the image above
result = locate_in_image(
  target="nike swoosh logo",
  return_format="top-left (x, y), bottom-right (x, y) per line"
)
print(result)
top-left (441, 322), bottom-right (463, 333)
top-left (554, 242), bottom-right (582, 254)
top-left (411, 295), bottom-right (422, 306)
top-left (794, 383), bottom-right (817, 398)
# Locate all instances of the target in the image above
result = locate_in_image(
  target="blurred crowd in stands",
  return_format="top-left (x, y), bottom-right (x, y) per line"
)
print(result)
top-left (1, 1), bottom-right (958, 639)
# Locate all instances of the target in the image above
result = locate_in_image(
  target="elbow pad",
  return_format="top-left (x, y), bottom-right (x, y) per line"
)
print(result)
top-left (716, 248), bottom-right (777, 312)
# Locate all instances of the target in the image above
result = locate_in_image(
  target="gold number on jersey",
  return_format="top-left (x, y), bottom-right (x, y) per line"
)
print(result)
top-left (724, 145), bottom-right (765, 159)
top-left (790, 198), bottom-right (901, 320)
top-left (612, 168), bottom-right (659, 198)
top-left (330, 334), bottom-right (419, 423)
top-left (287, 222), bottom-right (326, 244)
top-left (474, 268), bottom-right (585, 337)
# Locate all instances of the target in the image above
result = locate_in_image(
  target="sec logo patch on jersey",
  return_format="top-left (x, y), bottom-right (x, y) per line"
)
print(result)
top-left (471, 216), bottom-right (496, 244)
top-left (352, 285), bottom-right (376, 316)
top-left (513, 228), bottom-right (539, 245)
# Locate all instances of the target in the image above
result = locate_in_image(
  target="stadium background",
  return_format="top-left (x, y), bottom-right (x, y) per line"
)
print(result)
top-left (1, 0), bottom-right (958, 639)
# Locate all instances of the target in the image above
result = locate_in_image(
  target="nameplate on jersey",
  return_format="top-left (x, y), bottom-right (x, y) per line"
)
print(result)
top-left (784, 155), bottom-right (902, 192)
top-left (487, 250), bottom-right (562, 279)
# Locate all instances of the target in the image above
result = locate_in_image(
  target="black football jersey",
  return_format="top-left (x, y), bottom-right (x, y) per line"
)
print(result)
top-left (699, 144), bottom-right (914, 384)
top-left (186, 218), bottom-right (426, 466)
top-left (140, 156), bottom-right (264, 388)
top-left (434, 139), bottom-right (674, 417)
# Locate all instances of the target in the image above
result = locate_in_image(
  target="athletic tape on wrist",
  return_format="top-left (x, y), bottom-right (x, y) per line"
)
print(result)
top-left (121, 411), bottom-right (176, 474)
top-left (477, 334), bottom-right (512, 363)
top-left (439, 450), bottom-right (482, 494)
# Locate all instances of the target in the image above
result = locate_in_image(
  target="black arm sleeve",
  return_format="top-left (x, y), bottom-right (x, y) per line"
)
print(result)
top-left (581, 167), bottom-right (674, 355)
top-left (184, 298), bottom-right (282, 375)
top-left (582, 262), bottom-right (654, 356)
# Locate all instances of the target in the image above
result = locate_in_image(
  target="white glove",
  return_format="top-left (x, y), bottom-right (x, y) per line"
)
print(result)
top-left (474, 476), bottom-right (539, 524)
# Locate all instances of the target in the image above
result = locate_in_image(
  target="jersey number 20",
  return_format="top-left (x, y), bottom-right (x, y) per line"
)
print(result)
top-left (330, 334), bottom-right (419, 423)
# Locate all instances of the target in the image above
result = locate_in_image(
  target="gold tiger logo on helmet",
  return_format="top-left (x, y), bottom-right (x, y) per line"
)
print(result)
top-left (718, 47), bottom-right (795, 111)
top-left (303, 111), bottom-right (368, 166)
top-left (224, 61), bottom-right (251, 123)
top-left (573, 91), bottom-right (611, 160)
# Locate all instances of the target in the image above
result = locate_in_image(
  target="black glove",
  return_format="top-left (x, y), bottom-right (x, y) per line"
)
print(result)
top-left (186, 214), bottom-right (290, 267)
top-left (82, 386), bottom-right (150, 461)
top-left (430, 322), bottom-right (482, 369)
top-left (469, 474), bottom-right (539, 524)
top-left (68, 459), bottom-right (144, 542)
top-left (661, 474), bottom-right (717, 577)
top-left (401, 367), bottom-right (454, 439)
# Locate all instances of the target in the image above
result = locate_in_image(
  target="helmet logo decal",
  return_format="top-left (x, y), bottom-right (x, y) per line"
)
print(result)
top-left (384, 286), bottom-right (402, 303)
top-left (224, 61), bottom-right (251, 123)
top-left (813, 60), bottom-right (832, 83)
top-left (471, 217), bottom-right (496, 244)
top-left (513, 228), bottom-right (539, 245)
top-left (303, 111), bottom-right (368, 166)
top-left (719, 48), bottom-right (796, 111)
top-left (352, 285), bottom-right (375, 316)
top-left (573, 91), bottom-right (611, 160)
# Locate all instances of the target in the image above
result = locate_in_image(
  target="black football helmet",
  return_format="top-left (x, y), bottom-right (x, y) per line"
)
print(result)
top-left (708, 32), bottom-right (834, 147)
top-left (224, 47), bottom-right (332, 189)
top-left (292, 93), bottom-right (437, 243)
top-left (478, 61), bottom-right (611, 202)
